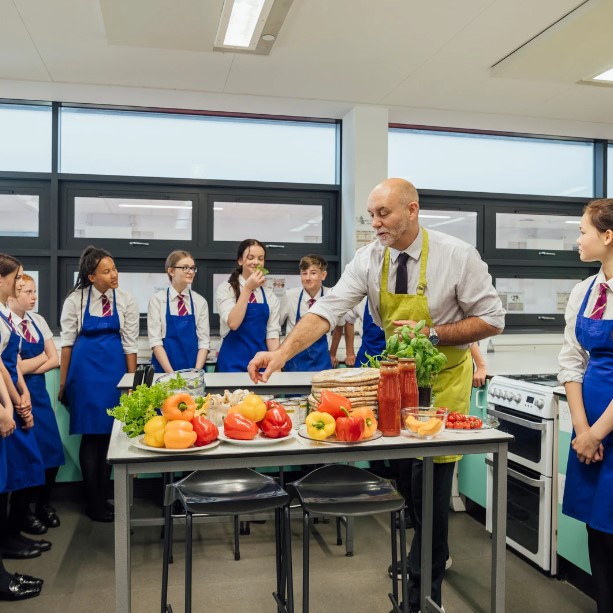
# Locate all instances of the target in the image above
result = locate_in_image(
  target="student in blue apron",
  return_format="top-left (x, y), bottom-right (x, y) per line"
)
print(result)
top-left (282, 254), bottom-right (333, 372)
top-left (558, 198), bottom-right (613, 613)
top-left (9, 274), bottom-right (64, 530)
top-left (342, 297), bottom-right (386, 367)
top-left (59, 246), bottom-right (139, 522)
top-left (148, 250), bottom-right (210, 373)
top-left (0, 370), bottom-right (42, 602)
top-left (0, 254), bottom-right (48, 561)
top-left (216, 239), bottom-right (281, 372)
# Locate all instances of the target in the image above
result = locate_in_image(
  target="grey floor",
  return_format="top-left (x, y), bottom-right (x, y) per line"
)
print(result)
top-left (1, 497), bottom-right (596, 613)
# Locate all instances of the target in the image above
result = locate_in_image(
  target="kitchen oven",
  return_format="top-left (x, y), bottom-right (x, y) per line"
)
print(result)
top-left (485, 374), bottom-right (559, 574)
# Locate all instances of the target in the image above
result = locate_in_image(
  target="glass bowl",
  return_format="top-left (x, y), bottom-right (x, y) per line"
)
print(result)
top-left (157, 368), bottom-right (206, 397)
top-left (401, 407), bottom-right (448, 440)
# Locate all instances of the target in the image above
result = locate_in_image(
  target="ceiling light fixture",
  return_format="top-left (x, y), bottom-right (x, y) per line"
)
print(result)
top-left (593, 67), bottom-right (613, 82)
top-left (419, 214), bottom-right (451, 220)
top-left (216, 0), bottom-right (274, 50)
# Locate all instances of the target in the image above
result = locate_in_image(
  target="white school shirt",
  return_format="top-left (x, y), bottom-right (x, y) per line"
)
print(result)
top-left (309, 227), bottom-right (505, 349)
top-left (281, 286), bottom-right (332, 337)
top-left (60, 286), bottom-right (139, 355)
top-left (558, 270), bottom-right (613, 384)
top-left (216, 277), bottom-right (281, 340)
top-left (9, 311), bottom-right (53, 344)
top-left (147, 287), bottom-right (210, 350)
top-left (0, 303), bottom-right (17, 354)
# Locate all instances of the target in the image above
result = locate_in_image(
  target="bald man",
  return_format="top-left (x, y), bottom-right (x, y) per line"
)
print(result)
top-left (249, 178), bottom-right (505, 612)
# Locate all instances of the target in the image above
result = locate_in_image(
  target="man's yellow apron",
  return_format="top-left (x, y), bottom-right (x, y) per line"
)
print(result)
top-left (379, 228), bottom-right (473, 463)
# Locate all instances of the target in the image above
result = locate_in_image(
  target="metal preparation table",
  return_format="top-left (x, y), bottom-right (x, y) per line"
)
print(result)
top-left (108, 423), bottom-right (511, 613)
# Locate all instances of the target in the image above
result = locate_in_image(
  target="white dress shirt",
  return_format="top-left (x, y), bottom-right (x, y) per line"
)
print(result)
top-left (309, 227), bottom-right (505, 349)
top-left (558, 270), bottom-right (613, 384)
top-left (0, 303), bottom-right (16, 354)
top-left (281, 286), bottom-right (332, 337)
top-left (10, 311), bottom-right (53, 344)
top-left (147, 287), bottom-right (210, 350)
top-left (216, 277), bottom-right (281, 340)
top-left (60, 286), bottom-right (139, 354)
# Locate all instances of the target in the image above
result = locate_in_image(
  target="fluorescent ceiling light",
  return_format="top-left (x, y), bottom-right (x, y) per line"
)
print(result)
top-left (213, 207), bottom-right (224, 211)
top-left (565, 220), bottom-right (581, 224)
top-left (593, 67), bottom-right (613, 82)
top-left (216, 0), bottom-right (274, 50)
top-left (420, 214), bottom-right (451, 220)
top-left (118, 204), bottom-right (192, 210)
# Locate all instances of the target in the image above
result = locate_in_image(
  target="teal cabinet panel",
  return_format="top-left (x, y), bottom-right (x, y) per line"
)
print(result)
top-left (457, 382), bottom-right (489, 507)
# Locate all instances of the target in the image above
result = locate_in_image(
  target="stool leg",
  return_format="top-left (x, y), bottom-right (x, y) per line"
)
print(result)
top-left (234, 515), bottom-right (241, 561)
top-left (161, 502), bottom-right (172, 613)
top-left (284, 506), bottom-right (294, 613)
top-left (345, 516), bottom-right (354, 556)
top-left (399, 509), bottom-right (408, 613)
top-left (335, 517), bottom-right (343, 545)
top-left (275, 508), bottom-right (283, 604)
top-left (185, 512), bottom-right (193, 613)
top-left (303, 512), bottom-right (310, 613)
top-left (390, 512), bottom-right (399, 606)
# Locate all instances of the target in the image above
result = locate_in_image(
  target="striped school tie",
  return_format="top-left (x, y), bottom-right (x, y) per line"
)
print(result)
top-left (249, 292), bottom-right (257, 304)
top-left (177, 293), bottom-right (188, 316)
top-left (590, 283), bottom-right (609, 320)
top-left (307, 298), bottom-right (316, 309)
top-left (101, 294), bottom-right (112, 317)
top-left (20, 319), bottom-right (36, 344)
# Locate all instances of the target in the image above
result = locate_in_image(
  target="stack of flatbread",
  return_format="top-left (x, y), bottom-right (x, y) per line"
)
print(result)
top-left (309, 368), bottom-right (380, 413)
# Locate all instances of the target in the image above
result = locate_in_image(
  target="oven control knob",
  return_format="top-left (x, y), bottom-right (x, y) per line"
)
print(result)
top-left (493, 388), bottom-right (500, 398)
top-left (505, 391), bottom-right (513, 400)
top-left (535, 399), bottom-right (544, 409)
top-left (513, 394), bottom-right (521, 403)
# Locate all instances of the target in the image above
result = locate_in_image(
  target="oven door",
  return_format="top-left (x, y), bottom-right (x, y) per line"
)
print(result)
top-left (486, 458), bottom-right (552, 572)
top-left (487, 404), bottom-right (553, 476)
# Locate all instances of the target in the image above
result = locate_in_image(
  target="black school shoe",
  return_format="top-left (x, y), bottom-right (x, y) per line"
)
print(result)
top-left (16, 534), bottom-right (52, 553)
top-left (0, 539), bottom-right (41, 559)
top-left (13, 573), bottom-right (44, 588)
top-left (36, 504), bottom-right (60, 528)
top-left (0, 577), bottom-right (41, 601)
top-left (20, 513), bottom-right (48, 535)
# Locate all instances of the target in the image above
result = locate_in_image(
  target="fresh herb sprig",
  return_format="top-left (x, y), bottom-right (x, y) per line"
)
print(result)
top-left (107, 373), bottom-right (200, 438)
top-left (256, 264), bottom-right (269, 275)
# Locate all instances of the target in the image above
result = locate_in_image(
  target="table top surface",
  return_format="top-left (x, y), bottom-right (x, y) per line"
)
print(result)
top-left (108, 420), bottom-right (513, 467)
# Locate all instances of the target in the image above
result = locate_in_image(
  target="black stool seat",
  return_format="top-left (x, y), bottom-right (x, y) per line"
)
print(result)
top-left (289, 464), bottom-right (408, 613)
top-left (161, 468), bottom-right (293, 613)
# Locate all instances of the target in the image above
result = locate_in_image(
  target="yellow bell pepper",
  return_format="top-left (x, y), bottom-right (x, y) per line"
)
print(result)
top-left (143, 415), bottom-right (168, 448)
top-left (228, 393), bottom-right (267, 423)
top-left (164, 420), bottom-right (197, 449)
top-left (305, 411), bottom-right (336, 440)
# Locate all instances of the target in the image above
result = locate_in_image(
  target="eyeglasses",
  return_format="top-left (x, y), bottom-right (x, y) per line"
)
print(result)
top-left (172, 266), bottom-right (198, 273)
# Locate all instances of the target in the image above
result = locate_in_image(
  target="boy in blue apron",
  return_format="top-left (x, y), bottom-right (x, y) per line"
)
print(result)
top-left (216, 239), bottom-right (281, 372)
top-left (558, 198), bottom-right (613, 613)
top-left (282, 255), bottom-right (333, 372)
top-left (148, 250), bottom-right (210, 373)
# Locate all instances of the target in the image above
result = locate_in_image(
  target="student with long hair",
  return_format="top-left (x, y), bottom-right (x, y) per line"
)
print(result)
top-left (0, 254), bottom-right (47, 561)
top-left (9, 274), bottom-right (64, 529)
top-left (148, 250), bottom-right (210, 373)
top-left (558, 198), bottom-right (613, 612)
top-left (215, 239), bottom-right (281, 372)
top-left (59, 246), bottom-right (138, 522)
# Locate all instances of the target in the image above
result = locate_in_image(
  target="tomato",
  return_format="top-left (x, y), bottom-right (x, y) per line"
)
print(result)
top-left (473, 418), bottom-right (483, 429)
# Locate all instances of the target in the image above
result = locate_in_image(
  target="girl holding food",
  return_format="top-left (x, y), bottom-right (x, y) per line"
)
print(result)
top-left (8, 274), bottom-right (64, 530)
top-left (558, 198), bottom-right (613, 612)
top-left (147, 250), bottom-right (210, 373)
top-left (59, 246), bottom-right (139, 522)
top-left (215, 239), bottom-right (281, 372)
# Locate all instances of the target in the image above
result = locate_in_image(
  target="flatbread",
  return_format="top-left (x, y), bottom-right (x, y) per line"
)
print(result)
top-left (311, 383), bottom-right (379, 394)
top-left (311, 368), bottom-right (380, 385)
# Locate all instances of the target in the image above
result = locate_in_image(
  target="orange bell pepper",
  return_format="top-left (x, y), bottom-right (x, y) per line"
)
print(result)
top-left (350, 408), bottom-right (378, 439)
top-left (162, 393), bottom-right (196, 421)
top-left (164, 420), bottom-right (197, 449)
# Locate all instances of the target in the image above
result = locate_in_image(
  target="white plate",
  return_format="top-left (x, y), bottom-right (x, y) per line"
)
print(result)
top-left (297, 426), bottom-right (383, 445)
top-left (131, 436), bottom-right (220, 454)
top-left (444, 424), bottom-right (494, 433)
top-left (218, 429), bottom-right (294, 446)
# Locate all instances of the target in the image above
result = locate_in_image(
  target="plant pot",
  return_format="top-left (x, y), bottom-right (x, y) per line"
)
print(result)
top-left (418, 386), bottom-right (432, 407)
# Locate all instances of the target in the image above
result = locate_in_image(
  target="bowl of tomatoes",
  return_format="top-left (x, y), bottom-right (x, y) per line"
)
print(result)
top-left (445, 410), bottom-right (484, 430)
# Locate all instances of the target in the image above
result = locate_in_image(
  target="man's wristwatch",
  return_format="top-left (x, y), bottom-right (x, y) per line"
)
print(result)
top-left (428, 326), bottom-right (440, 346)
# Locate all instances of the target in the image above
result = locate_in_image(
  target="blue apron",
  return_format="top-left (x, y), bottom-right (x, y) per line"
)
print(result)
top-left (151, 289), bottom-right (198, 373)
top-left (64, 288), bottom-right (125, 435)
top-left (563, 278), bottom-right (613, 533)
top-left (0, 315), bottom-right (45, 492)
top-left (356, 298), bottom-right (386, 367)
top-left (20, 314), bottom-right (65, 469)
top-left (285, 288), bottom-right (332, 372)
top-left (216, 287), bottom-right (269, 373)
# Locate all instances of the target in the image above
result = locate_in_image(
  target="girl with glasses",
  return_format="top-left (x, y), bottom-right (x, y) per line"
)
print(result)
top-left (147, 250), bottom-right (210, 373)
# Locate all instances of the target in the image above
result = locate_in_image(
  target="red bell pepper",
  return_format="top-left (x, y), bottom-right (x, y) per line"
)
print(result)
top-left (260, 401), bottom-right (293, 438)
top-left (318, 389), bottom-right (352, 420)
top-left (335, 407), bottom-right (365, 442)
top-left (191, 416), bottom-right (219, 447)
top-left (223, 413), bottom-right (259, 440)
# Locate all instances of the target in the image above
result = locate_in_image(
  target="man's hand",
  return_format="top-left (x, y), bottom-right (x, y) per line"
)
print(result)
top-left (572, 429), bottom-right (604, 464)
top-left (247, 351), bottom-right (286, 384)
top-left (472, 365), bottom-right (487, 387)
top-left (392, 320), bottom-right (429, 337)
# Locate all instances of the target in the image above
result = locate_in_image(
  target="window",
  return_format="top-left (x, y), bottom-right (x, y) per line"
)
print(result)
top-left (60, 108), bottom-right (338, 184)
top-left (0, 104), bottom-right (52, 172)
top-left (494, 212), bottom-right (580, 252)
top-left (420, 209), bottom-right (478, 247)
top-left (0, 194), bottom-right (39, 237)
top-left (389, 129), bottom-right (593, 197)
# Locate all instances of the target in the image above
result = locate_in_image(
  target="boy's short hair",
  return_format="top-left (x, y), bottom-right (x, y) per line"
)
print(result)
top-left (299, 254), bottom-right (328, 272)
